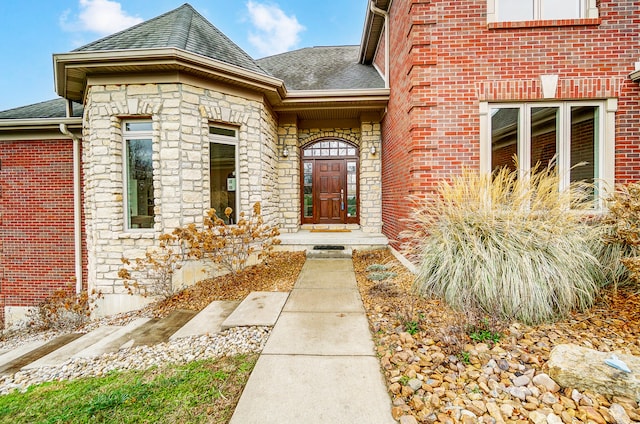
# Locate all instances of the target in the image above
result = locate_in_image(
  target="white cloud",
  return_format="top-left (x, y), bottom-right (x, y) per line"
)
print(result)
top-left (60, 0), bottom-right (143, 36)
top-left (246, 1), bottom-right (305, 57)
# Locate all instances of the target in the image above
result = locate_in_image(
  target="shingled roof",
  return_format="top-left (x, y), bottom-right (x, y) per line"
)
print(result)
top-left (0, 98), bottom-right (83, 119)
top-left (257, 46), bottom-right (384, 90)
top-left (73, 3), bottom-right (267, 75)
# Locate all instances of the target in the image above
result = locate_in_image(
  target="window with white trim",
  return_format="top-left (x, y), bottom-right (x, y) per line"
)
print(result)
top-left (123, 120), bottom-right (155, 229)
top-left (488, 102), bottom-right (607, 207)
top-left (487, 0), bottom-right (598, 22)
top-left (209, 125), bottom-right (239, 224)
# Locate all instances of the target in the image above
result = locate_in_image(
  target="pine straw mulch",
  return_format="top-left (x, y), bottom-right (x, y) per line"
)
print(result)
top-left (150, 251), bottom-right (306, 318)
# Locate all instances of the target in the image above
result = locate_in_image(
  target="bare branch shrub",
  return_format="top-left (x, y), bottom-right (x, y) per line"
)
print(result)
top-left (181, 202), bottom-right (280, 279)
top-left (601, 182), bottom-right (640, 286)
top-left (119, 202), bottom-right (280, 297)
top-left (27, 286), bottom-right (102, 331)
top-left (119, 232), bottom-right (189, 298)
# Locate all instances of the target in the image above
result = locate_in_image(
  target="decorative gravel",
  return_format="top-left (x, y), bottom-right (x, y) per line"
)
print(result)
top-left (0, 326), bottom-right (270, 395)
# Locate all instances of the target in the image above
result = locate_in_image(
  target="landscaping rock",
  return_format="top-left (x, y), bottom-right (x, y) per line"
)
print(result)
top-left (546, 413), bottom-right (563, 424)
top-left (399, 415), bottom-right (419, 424)
top-left (512, 374), bottom-right (531, 387)
top-left (354, 250), bottom-right (640, 424)
top-left (547, 344), bottom-right (640, 399)
top-left (609, 403), bottom-right (632, 424)
top-left (532, 373), bottom-right (561, 393)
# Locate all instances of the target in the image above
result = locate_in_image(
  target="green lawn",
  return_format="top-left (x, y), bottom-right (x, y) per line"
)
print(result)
top-left (0, 354), bottom-right (257, 424)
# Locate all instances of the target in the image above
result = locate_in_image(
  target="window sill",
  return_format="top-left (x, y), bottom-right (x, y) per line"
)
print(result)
top-left (488, 18), bottom-right (600, 30)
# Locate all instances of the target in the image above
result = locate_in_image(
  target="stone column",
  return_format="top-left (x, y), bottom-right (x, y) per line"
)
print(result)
top-left (277, 114), bottom-right (301, 232)
top-left (360, 113), bottom-right (383, 233)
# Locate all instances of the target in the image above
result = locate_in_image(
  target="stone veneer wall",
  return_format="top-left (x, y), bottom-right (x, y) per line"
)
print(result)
top-left (278, 119), bottom-right (382, 233)
top-left (82, 82), bottom-right (278, 316)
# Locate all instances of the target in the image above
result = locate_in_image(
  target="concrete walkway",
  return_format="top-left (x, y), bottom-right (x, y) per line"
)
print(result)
top-left (230, 258), bottom-right (395, 424)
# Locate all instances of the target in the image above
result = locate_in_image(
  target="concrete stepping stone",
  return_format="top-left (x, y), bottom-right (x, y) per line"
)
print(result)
top-left (221, 292), bottom-right (289, 330)
top-left (119, 309), bottom-right (198, 348)
top-left (170, 300), bottom-right (240, 340)
top-left (0, 339), bottom-right (49, 370)
top-left (0, 334), bottom-right (84, 374)
top-left (72, 317), bottom-right (151, 358)
top-left (22, 326), bottom-right (121, 369)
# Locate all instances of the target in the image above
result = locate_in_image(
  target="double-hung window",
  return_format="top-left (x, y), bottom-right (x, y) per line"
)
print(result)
top-left (123, 121), bottom-right (155, 229)
top-left (488, 0), bottom-right (598, 22)
top-left (488, 102), bottom-right (606, 207)
top-left (209, 125), bottom-right (239, 224)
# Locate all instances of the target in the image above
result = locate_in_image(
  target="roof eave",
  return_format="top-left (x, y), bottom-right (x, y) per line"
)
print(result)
top-left (283, 88), bottom-right (389, 101)
top-left (53, 48), bottom-right (286, 103)
top-left (275, 88), bottom-right (389, 117)
top-left (0, 117), bottom-right (82, 129)
top-left (631, 69), bottom-right (640, 83)
top-left (0, 117), bottom-right (83, 140)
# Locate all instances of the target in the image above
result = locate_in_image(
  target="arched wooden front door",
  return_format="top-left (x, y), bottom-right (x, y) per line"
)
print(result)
top-left (301, 139), bottom-right (359, 225)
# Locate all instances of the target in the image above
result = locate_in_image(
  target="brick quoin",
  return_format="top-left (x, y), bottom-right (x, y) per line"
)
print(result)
top-left (379, 0), bottom-right (640, 247)
top-left (0, 140), bottom-right (77, 326)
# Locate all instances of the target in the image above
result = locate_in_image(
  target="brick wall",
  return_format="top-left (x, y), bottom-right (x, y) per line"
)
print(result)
top-left (381, 0), bottom-right (640, 246)
top-left (0, 140), bottom-right (76, 326)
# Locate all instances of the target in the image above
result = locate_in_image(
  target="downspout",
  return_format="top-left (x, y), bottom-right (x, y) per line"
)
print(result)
top-left (59, 115), bottom-right (83, 295)
top-left (370, 1), bottom-right (390, 89)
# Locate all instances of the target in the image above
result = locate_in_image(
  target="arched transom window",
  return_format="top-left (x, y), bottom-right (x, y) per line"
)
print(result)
top-left (303, 140), bottom-right (358, 158)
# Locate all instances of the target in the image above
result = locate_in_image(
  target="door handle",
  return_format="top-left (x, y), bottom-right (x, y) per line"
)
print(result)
top-left (340, 189), bottom-right (344, 211)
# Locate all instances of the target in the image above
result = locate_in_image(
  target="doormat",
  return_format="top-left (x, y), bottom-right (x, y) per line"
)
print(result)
top-left (309, 229), bottom-right (351, 233)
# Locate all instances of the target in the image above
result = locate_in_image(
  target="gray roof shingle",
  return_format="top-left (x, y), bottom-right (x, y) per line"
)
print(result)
top-left (257, 46), bottom-right (384, 90)
top-left (0, 98), bottom-right (83, 119)
top-left (73, 3), bottom-right (267, 75)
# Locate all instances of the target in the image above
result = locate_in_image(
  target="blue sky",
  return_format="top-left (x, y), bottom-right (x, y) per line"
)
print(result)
top-left (0, 0), bottom-right (367, 111)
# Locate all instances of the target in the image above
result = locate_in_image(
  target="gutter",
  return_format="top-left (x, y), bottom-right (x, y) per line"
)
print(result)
top-left (0, 117), bottom-right (81, 130)
top-left (369, 1), bottom-right (390, 89)
top-left (59, 115), bottom-right (83, 295)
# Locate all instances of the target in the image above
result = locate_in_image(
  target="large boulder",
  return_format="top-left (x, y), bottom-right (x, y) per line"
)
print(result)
top-left (546, 344), bottom-right (640, 399)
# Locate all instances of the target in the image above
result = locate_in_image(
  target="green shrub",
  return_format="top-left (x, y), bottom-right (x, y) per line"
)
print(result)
top-left (366, 264), bottom-right (388, 272)
top-left (406, 164), bottom-right (604, 325)
top-left (367, 271), bottom-right (398, 281)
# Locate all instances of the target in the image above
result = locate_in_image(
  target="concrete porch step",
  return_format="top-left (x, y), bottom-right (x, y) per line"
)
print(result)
top-left (300, 224), bottom-right (361, 231)
top-left (306, 245), bottom-right (353, 258)
top-left (276, 229), bottom-right (389, 252)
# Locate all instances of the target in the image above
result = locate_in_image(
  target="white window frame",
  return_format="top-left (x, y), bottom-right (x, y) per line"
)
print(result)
top-left (123, 120), bottom-right (154, 231)
top-left (209, 125), bottom-right (239, 221)
top-left (487, 0), bottom-right (598, 23)
top-left (479, 99), bottom-right (617, 210)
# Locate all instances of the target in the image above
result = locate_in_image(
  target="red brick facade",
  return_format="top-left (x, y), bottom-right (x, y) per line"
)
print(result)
top-left (0, 140), bottom-right (77, 326)
top-left (378, 0), bottom-right (640, 245)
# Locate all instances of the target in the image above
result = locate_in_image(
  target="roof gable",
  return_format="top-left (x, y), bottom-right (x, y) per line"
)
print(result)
top-left (73, 3), bottom-right (267, 75)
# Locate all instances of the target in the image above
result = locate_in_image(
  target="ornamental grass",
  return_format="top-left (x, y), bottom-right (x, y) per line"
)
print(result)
top-left (406, 164), bottom-right (606, 325)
